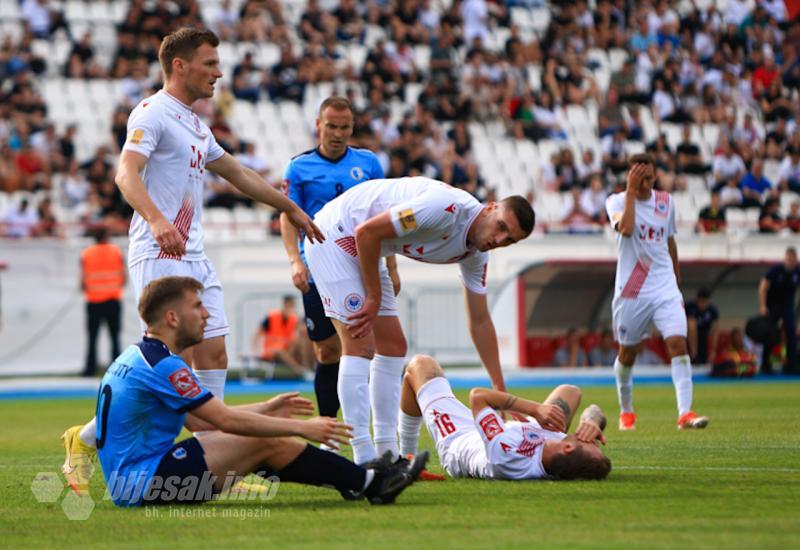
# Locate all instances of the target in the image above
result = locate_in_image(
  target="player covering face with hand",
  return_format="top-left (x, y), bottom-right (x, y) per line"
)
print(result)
top-left (398, 355), bottom-right (611, 481)
top-left (606, 154), bottom-right (709, 431)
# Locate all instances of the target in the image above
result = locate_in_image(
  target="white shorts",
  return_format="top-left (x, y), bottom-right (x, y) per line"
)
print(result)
top-left (303, 238), bottom-right (398, 324)
top-left (612, 293), bottom-right (686, 347)
top-left (129, 258), bottom-right (230, 339)
top-left (417, 377), bottom-right (482, 477)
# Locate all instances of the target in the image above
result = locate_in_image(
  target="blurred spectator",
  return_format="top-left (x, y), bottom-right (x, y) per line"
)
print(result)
top-left (552, 328), bottom-right (588, 367)
top-left (267, 46), bottom-right (306, 102)
top-left (758, 197), bottom-right (784, 233)
top-left (232, 51), bottom-right (263, 103)
top-left (588, 328), bottom-right (616, 367)
top-left (711, 328), bottom-right (757, 378)
top-left (758, 247), bottom-right (800, 374)
top-left (697, 191), bottom-right (726, 234)
top-left (719, 177), bottom-right (743, 207)
top-left (686, 288), bottom-right (720, 365)
top-left (2, 198), bottom-right (39, 238)
top-left (740, 158), bottom-right (772, 207)
top-left (579, 175), bottom-right (608, 224)
top-left (560, 185), bottom-right (598, 233)
top-left (62, 159), bottom-right (89, 209)
top-left (786, 201), bottom-right (800, 233)
top-left (777, 147), bottom-right (800, 194)
top-left (208, 0), bottom-right (239, 41)
top-left (21, 0), bottom-right (71, 40)
top-left (712, 139), bottom-right (746, 192)
top-left (64, 32), bottom-right (106, 79)
top-left (237, 141), bottom-right (270, 180)
top-left (675, 124), bottom-right (707, 175)
top-left (36, 197), bottom-right (59, 237)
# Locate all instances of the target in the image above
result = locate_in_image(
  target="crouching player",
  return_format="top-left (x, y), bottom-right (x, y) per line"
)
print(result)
top-left (398, 355), bottom-right (611, 481)
top-left (95, 276), bottom-right (427, 507)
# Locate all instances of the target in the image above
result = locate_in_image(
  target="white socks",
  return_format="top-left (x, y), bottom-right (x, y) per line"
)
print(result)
top-left (194, 369), bottom-right (228, 403)
top-left (671, 354), bottom-right (693, 416)
top-left (614, 357), bottom-right (634, 413)
top-left (338, 355), bottom-right (376, 465)
top-left (399, 411), bottom-right (423, 456)
top-left (369, 355), bottom-right (405, 460)
top-left (79, 417), bottom-right (97, 448)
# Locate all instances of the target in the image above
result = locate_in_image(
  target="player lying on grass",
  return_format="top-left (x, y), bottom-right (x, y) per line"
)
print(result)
top-left (397, 355), bottom-right (611, 481)
top-left (79, 275), bottom-right (428, 507)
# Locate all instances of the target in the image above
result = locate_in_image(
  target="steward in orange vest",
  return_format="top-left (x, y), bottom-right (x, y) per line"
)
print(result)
top-left (81, 227), bottom-right (125, 376)
top-left (252, 295), bottom-right (308, 376)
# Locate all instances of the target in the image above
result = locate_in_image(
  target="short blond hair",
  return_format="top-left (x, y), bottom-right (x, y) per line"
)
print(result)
top-left (138, 276), bottom-right (203, 326)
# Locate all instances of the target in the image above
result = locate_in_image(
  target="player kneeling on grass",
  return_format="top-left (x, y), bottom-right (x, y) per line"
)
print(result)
top-left (398, 355), bottom-right (611, 481)
top-left (90, 276), bottom-right (427, 507)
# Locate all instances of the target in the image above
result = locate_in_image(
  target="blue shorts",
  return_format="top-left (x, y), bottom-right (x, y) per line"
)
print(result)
top-left (144, 438), bottom-right (218, 505)
top-left (302, 284), bottom-right (337, 342)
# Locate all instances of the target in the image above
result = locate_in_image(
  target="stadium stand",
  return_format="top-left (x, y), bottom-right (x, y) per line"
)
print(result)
top-left (1, 0), bottom-right (799, 241)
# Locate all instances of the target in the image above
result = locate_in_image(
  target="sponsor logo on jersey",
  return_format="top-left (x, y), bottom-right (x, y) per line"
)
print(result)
top-left (128, 129), bottom-right (144, 145)
top-left (350, 167), bottom-right (364, 180)
top-left (398, 208), bottom-right (417, 231)
top-left (169, 368), bottom-right (202, 398)
top-left (172, 447), bottom-right (188, 460)
top-left (344, 293), bottom-right (363, 313)
top-left (479, 413), bottom-right (504, 441)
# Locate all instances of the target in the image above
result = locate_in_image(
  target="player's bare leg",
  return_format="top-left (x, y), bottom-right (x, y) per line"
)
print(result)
top-left (615, 343), bottom-right (641, 431)
top-left (371, 316), bottom-right (407, 460)
top-left (332, 319), bottom-right (377, 465)
top-left (542, 384), bottom-right (582, 431)
top-left (398, 355), bottom-right (447, 480)
top-left (664, 335), bottom-right (709, 430)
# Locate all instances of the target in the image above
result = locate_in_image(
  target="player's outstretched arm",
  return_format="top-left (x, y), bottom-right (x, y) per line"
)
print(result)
top-left (185, 393), bottom-right (314, 431)
top-left (207, 153), bottom-right (325, 242)
top-left (469, 388), bottom-right (567, 432)
top-left (667, 236), bottom-right (680, 285)
top-left (191, 396), bottom-right (352, 448)
top-left (115, 150), bottom-right (185, 256)
top-left (574, 404), bottom-right (607, 445)
top-left (464, 289), bottom-right (506, 391)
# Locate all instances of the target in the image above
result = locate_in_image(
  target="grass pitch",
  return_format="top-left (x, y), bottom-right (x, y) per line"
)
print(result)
top-left (1, 381), bottom-right (799, 548)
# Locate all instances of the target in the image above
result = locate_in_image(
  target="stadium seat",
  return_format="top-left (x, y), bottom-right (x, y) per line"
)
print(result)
top-left (608, 48), bottom-right (628, 72)
top-left (526, 64), bottom-right (542, 93)
top-left (763, 159), bottom-right (781, 184)
top-left (0, 0), bottom-right (21, 20)
top-left (780, 191), bottom-right (800, 215)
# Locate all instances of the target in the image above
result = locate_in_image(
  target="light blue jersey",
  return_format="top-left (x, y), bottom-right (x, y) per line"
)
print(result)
top-left (96, 337), bottom-right (212, 507)
top-left (283, 147), bottom-right (384, 263)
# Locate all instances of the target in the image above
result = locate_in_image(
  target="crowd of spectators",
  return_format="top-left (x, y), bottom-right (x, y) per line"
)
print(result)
top-left (2, 0), bottom-right (800, 238)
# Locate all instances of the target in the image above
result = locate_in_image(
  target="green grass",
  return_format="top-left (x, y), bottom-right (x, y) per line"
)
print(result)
top-left (1, 382), bottom-right (799, 548)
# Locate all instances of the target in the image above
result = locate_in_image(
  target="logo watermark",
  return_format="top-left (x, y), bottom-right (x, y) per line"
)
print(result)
top-left (31, 470), bottom-right (279, 520)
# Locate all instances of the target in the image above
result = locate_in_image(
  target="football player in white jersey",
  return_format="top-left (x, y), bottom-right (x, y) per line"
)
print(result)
top-left (304, 176), bottom-right (535, 465)
top-left (62, 28), bottom-right (324, 494)
top-left (605, 154), bottom-right (709, 431)
top-left (398, 354), bottom-right (611, 481)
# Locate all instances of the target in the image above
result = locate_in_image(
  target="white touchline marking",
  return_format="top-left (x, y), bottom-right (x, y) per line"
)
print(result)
top-left (615, 466), bottom-right (800, 473)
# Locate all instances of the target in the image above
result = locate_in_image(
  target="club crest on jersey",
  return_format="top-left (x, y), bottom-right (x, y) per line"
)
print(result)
top-left (172, 447), bottom-right (188, 460)
top-left (398, 208), bottom-right (417, 231)
top-left (517, 427), bottom-right (544, 457)
top-left (305, 317), bottom-right (315, 332)
top-left (344, 293), bottom-right (363, 313)
top-left (350, 167), bottom-right (364, 180)
top-left (169, 368), bottom-right (202, 398)
top-left (479, 413), bottom-right (504, 441)
top-left (654, 192), bottom-right (669, 218)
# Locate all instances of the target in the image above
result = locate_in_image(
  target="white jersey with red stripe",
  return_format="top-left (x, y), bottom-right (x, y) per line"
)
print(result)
top-left (122, 90), bottom-right (226, 266)
top-left (452, 408), bottom-right (566, 480)
top-left (605, 190), bottom-right (680, 301)
top-left (312, 176), bottom-right (490, 294)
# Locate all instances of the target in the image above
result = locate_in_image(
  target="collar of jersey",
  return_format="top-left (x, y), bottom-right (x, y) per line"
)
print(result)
top-left (160, 90), bottom-right (194, 113)
top-left (315, 146), bottom-right (349, 164)
top-left (141, 336), bottom-right (171, 353)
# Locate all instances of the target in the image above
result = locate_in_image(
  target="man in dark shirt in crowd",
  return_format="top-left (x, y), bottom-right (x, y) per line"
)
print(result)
top-left (758, 247), bottom-right (800, 374)
top-left (697, 191), bottom-right (726, 233)
top-left (685, 288), bottom-right (720, 365)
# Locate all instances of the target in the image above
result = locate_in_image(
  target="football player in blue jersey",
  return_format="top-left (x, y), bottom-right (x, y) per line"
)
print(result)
top-left (95, 276), bottom-right (427, 507)
top-left (280, 97), bottom-right (397, 432)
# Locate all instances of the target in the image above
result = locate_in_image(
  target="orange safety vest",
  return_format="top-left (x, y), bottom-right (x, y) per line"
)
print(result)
top-left (261, 309), bottom-right (298, 357)
top-left (81, 243), bottom-right (124, 303)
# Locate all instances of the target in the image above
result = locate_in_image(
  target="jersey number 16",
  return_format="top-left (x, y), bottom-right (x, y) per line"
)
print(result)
top-left (434, 413), bottom-right (457, 438)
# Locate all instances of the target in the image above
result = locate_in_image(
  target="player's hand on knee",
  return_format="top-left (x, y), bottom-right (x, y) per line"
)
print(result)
top-left (534, 404), bottom-right (567, 432)
top-left (151, 218), bottom-right (185, 256)
top-left (264, 392), bottom-right (315, 418)
top-left (290, 260), bottom-right (311, 293)
top-left (301, 417), bottom-right (353, 450)
top-left (347, 298), bottom-right (379, 338)
top-left (575, 421), bottom-right (607, 446)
